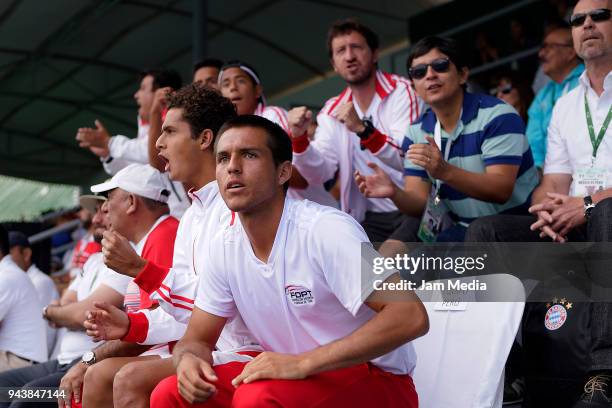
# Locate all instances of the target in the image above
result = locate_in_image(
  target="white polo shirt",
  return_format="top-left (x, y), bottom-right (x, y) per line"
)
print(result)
top-left (0, 256), bottom-right (47, 363)
top-left (544, 71), bottom-right (612, 195)
top-left (56, 253), bottom-right (132, 364)
top-left (195, 198), bottom-right (417, 375)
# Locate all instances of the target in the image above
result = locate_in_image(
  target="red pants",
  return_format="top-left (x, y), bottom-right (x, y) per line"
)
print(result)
top-left (150, 361), bottom-right (418, 408)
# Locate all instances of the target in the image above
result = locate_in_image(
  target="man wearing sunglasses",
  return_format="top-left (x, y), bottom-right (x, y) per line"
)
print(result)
top-left (288, 19), bottom-right (423, 245)
top-left (467, 0), bottom-right (612, 406)
top-left (354, 36), bottom-right (537, 244)
top-left (527, 23), bottom-right (584, 169)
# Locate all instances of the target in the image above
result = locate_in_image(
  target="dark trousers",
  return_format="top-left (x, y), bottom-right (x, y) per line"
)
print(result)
top-left (465, 197), bottom-right (612, 371)
top-left (361, 211), bottom-right (410, 247)
top-left (0, 358), bottom-right (79, 408)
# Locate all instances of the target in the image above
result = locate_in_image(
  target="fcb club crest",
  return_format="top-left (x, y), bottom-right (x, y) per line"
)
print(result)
top-left (544, 297), bottom-right (573, 331)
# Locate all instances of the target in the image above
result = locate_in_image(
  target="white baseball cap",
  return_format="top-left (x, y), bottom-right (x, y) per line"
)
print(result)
top-left (90, 164), bottom-right (170, 203)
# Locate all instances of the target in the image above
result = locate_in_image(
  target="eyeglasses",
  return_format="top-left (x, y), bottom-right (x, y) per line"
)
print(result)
top-left (490, 83), bottom-right (513, 96)
top-left (540, 42), bottom-right (573, 50)
top-left (408, 58), bottom-right (451, 80)
top-left (569, 8), bottom-right (611, 27)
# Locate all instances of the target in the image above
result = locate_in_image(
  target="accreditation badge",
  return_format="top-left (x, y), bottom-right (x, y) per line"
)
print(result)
top-left (573, 167), bottom-right (607, 196)
top-left (417, 188), bottom-right (454, 243)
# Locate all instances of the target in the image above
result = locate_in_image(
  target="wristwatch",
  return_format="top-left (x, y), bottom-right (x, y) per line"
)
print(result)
top-left (584, 195), bottom-right (596, 220)
top-left (81, 351), bottom-right (96, 366)
top-left (356, 119), bottom-right (375, 140)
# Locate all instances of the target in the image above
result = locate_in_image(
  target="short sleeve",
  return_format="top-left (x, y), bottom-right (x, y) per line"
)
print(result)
top-left (194, 232), bottom-right (238, 319)
top-left (310, 211), bottom-right (392, 316)
top-left (543, 101), bottom-right (572, 175)
top-left (403, 125), bottom-right (429, 179)
top-left (480, 107), bottom-right (526, 166)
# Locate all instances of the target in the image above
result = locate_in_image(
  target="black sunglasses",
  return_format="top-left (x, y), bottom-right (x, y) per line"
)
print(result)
top-left (569, 8), bottom-right (611, 27)
top-left (408, 58), bottom-right (451, 80)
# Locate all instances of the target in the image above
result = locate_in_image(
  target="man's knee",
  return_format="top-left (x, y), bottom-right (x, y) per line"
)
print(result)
top-left (150, 375), bottom-right (179, 408)
top-left (113, 362), bottom-right (147, 405)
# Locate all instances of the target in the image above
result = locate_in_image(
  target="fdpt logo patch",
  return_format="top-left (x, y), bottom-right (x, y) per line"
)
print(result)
top-left (544, 297), bottom-right (572, 331)
top-left (285, 285), bottom-right (314, 306)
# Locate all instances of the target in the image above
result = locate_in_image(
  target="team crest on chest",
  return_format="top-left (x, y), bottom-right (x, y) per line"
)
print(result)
top-left (544, 297), bottom-right (572, 331)
top-left (285, 285), bottom-right (314, 306)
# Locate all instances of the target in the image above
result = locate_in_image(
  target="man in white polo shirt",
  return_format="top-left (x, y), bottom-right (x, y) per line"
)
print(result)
top-left (467, 0), bottom-right (612, 406)
top-left (8, 231), bottom-right (59, 357)
top-left (81, 84), bottom-right (260, 408)
top-left (0, 225), bottom-right (46, 373)
top-left (150, 115), bottom-right (428, 408)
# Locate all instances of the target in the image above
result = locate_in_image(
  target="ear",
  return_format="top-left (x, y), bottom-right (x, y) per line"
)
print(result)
top-left (372, 48), bottom-right (380, 64)
top-left (255, 84), bottom-right (263, 100)
top-left (458, 67), bottom-right (470, 85)
top-left (278, 161), bottom-right (293, 188)
top-left (126, 193), bottom-right (138, 215)
top-left (24, 248), bottom-right (32, 264)
top-left (198, 129), bottom-right (214, 152)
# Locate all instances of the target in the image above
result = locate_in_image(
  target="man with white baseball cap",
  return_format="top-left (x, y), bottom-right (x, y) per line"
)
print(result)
top-left (57, 163), bottom-right (180, 407)
top-left (90, 163), bottom-right (171, 204)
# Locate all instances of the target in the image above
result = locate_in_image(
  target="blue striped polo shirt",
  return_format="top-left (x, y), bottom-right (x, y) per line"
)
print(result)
top-left (401, 92), bottom-right (538, 224)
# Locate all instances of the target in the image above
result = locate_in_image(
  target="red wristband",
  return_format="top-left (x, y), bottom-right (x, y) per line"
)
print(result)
top-left (292, 132), bottom-right (310, 153)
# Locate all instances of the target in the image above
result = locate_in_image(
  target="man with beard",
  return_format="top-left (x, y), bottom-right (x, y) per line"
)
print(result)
top-left (288, 19), bottom-right (423, 244)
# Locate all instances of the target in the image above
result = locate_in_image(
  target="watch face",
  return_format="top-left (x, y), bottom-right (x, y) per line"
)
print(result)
top-left (82, 351), bottom-right (94, 363)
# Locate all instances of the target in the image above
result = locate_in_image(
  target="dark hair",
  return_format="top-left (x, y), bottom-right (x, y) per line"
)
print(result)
top-left (219, 60), bottom-right (261, 86)
top-left (215, 115), bottom-right (292, 192)
top-left (140, 68), bottom-right (183, 91)
top-left (0, 224), bottom-right (8, 256)
top-left (193, 58), bottom-right (224, 74)
top-left (494, 71), bottom-right (534, 122)
top-left (407, 36), bottom-right (468, 76)
top-left (327, 19), bottom-right (379, 58)
top-left (167, 83), bottom-right (237, 140)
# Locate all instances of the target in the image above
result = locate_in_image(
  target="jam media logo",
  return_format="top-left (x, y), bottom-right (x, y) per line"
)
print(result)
top-left (544, 297), bottom-right (572, 331)
top-left (285, 285), bottom-right (314, 306)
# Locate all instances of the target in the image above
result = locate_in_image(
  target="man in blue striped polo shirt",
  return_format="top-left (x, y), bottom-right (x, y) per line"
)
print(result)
top-left (355, 36), bottom-right (539, 242)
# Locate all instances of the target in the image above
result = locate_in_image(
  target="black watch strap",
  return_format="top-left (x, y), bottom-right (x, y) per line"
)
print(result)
top-left (356, 119), bottom-right (375, 140)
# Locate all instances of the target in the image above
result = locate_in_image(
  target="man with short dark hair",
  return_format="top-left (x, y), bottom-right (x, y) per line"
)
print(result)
top-left (80, 85), bottom-right (260, 408)
top-left (289, 19), bottom-right (423, 243)
top-left (76, 68), bottom-right (189, 218)
top-left (0, 225), bottom-right (47, 372)
top-left (193, 58), bottom-right (223, 89)
top-left (355, 36), bottom-right (537, 243)
top-left (527, 23), bottom-right (584, 168)
top-left (150, 115), bottom-right (427, 408)
top-left (9, 231), bottom-right (59, 356)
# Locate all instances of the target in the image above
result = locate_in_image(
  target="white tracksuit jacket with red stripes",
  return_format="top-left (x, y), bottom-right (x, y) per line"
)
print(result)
top-left (292, 71), bottom-right (424, 222)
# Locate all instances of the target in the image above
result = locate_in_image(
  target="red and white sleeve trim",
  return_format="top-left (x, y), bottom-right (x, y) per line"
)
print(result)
top-left (155, 284), bottom-right (194, 312)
